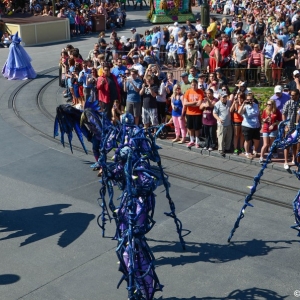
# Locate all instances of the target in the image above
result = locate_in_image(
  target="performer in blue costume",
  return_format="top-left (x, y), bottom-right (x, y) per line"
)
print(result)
top-left (2, 32), bottom-right (36, 80)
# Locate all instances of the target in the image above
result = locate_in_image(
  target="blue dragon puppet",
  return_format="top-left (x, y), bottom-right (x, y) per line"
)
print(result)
top-left (228, 120), bottom-right (300, 242)
top-left (54, 102), bottom-right (188, 299)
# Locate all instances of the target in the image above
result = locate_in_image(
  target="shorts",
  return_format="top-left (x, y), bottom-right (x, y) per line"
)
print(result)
top-left (186, 114), bottom-right (202, 131)
top-left (232, 122), bottom-right (242, 126)
top-left (126, 101), bottom-right (141, 117)
top-left (142, 107), bottom-right (158, 125)
top-left (262, 130), bottom-right (278, 138)
top-left (242, 126), bottom-right (261, 141)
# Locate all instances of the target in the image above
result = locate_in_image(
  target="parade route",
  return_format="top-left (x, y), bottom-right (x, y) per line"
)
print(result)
top-left (0, 7), bottom-right (299, 300)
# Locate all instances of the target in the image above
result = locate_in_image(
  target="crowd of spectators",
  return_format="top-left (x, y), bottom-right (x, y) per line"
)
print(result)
top-left (52, 0), bottom-right (300, 169)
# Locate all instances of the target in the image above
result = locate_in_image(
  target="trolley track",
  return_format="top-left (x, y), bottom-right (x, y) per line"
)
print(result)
top-left (9, 71), bottom-right (298, 210)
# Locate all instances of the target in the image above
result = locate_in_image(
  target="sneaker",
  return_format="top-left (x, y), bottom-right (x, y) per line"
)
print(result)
top-left (195, 143), bottom-right (200, 148)
top-left (284, 163), bottom-right (290, 170)
top-left (208, 148), bottom-right (213, 151)
top-left (239, 147), bottom-right (245, 154)
top-left (272, 153), bottom-right (278, 158)
top-left (259, 157), bottom-right (264, 164)
top-left (90, 162), bottom-right (100, 168)
top-left (187, 141), bottom-right (195, 147)
top-left (292, 161), bottom-right (296, 165)
top-left (233, 149), bottom-right (239, 155)
top-left (253, 151), bottom-right (258, 157)
top-left (203, 147), bottom-right (208, 150)
top-left (245, 153), bottom-right (253, 160)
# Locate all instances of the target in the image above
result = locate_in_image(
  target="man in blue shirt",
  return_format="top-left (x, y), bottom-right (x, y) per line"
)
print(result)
top-left (123, 69), bottom-right (142, 125)
top-left (78, 61), bottom-right (93, 101)
top-left (270, 85), bottom-right (291, 112)
top-left (111, 59), bottom-right (127, 109)
top-left (263, 39), bottom-right (274, 85)
top-left (151, 26), bottom-right (161, 47)
top-left (273, 30), bottom-right (289, 47)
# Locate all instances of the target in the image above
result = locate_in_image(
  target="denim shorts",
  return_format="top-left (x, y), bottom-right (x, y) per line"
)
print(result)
top-left (262, 130), bottom-right (278, 138)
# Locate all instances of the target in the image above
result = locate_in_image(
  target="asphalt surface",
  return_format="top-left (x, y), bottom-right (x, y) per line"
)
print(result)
top-left (0, 7), bottom-right (299, 300)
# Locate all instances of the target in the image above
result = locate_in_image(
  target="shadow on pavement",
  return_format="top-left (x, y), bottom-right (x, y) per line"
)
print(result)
top-left (0, 204), bottom-right (95, 247)
top-left (156, 287), bottom-right (288, 299)
top-left (0, 274), bottom-right (21, 285)
top-left (149, 238), bottom-right (297, 266)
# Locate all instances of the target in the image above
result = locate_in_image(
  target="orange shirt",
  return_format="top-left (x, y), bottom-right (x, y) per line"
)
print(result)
top-left (232, 104), bottom-right (243, 123)
top-left (184, 88), bottom-right (204, 115)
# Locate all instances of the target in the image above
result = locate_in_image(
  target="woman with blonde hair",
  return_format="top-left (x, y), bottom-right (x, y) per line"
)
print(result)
top-left (259, 99), bottom-right (282, 164)
top-left (177, 31), bottom-right (186, 70)
top-left (171, 84), bottom-right (186, 143)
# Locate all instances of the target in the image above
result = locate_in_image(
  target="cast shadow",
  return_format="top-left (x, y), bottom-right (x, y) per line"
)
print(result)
top-left (156, 287), bottom-right (288, 300)
top-left (0, 204), bottom-right (95, 247)
top-left (0, 274), bottom-right (20, 285)
top-left (148, 238), bottom-right (297, 267)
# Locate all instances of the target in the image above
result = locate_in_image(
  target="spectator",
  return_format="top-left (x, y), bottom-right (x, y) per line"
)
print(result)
top-left (201, 88), bottom-right (218, 151)
top-left (171, 84), bottom-right (186, 144)
top-left (129, 27), bottom-right (140, 48)
top-left (270, 85), bottom-right (291, 112)
top-left (87, 43), bottom-right (101, 61)
top-left (207, 17), bottom-right (218, 39)
top-left (188, 66), bottom-right (199, 82)
top-left (79, 61), bottom-right (93, 101)
top-left (209, 40), bottom-right (221, 73)
top-left (151, 26), bottom-right (161, 48)
top-left (140, 75), bottom-right (159, 128)
top-left (287, 70), bottom-right (300, 91)
top-left (283, 42), bottom-right (298, 80)
top-left (180, 72), bottom-right (191, 94)
top-left (230, 92), bottom-right (245, 155)
top-left (262, 37), bottom-right (274, 85)
top-left (282, 89), bottom-right (300, 169)
top-left (98, 32), bottom-right (107, 54)
top-left (260, 99), bottom-right (282, 164)
top-left (123, 69), bottom-right (142, 125)
top-left (184, 79), bottom-right (204, 148)
top-left (248, 44), bottom-right (263, 86)
top-left (238, 94), bottom-right (261, 159)
top-left (177, 31), bottom-right (186, 70)
top-left (96, 63), bottom-right (120, 120)
top-left (186, 42), bottom-right (197, 72)
top-left (213, 93), bottom-right (233, 155)
top-left (156, 75), bottom-right (167, 124)
top-left (131, 55), bottom-right (144, 78)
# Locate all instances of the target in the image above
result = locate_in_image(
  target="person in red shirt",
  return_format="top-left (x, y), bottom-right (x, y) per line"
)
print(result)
top-left (259, 99), bottom-right (282, 164)
top-left (218, 34), bottom-right (233, 67)
top-left (96, 63), bottom-right (120, 121)
top-left (183, 79), bottom-right (204, 148)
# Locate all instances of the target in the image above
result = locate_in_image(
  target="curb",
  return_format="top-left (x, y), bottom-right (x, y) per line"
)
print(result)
top-left (157, 139), bottom-right (292, 174)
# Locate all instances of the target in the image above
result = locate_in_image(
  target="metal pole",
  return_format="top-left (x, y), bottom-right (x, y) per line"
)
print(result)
top-left (201, 0), bottom-right (210, 32)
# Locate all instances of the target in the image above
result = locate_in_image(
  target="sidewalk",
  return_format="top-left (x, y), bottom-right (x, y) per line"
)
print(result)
top-left (157, 132), bottom-right (296, 173)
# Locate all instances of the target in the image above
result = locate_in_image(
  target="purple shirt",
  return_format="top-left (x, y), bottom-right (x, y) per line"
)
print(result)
top-left (270, 92), bottom-right (290, 112)
top-left (202, 98), bottom-right (217, 126)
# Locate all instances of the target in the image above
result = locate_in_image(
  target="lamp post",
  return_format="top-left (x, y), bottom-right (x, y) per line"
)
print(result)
top-left (201, 0), bottom-right (210, 32)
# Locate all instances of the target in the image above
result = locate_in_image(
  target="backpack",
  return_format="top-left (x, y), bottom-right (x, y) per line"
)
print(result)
top-left (274, 52), bottom-right (283, 67)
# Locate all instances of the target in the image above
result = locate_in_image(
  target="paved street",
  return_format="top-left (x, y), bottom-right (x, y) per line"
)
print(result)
top-left (0, 7), bottom-right (299, 300)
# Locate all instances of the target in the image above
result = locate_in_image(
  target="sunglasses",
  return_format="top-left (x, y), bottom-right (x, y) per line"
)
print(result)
top-left (222, 89), bottom-right (226, 91)
top-left (266, 103), bottom-right (272, 105)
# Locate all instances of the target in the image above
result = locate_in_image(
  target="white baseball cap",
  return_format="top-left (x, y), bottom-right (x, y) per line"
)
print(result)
top-left (274, 85), bottom-right (283, 93)
top-left (293, 70), bottom-right (300, 76)
top-left (174, 22), bottom-right (178, 26)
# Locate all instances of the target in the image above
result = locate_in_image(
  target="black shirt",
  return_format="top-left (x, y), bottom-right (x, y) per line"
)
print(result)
top-left (98, 37), bottom-right (107, 51)
top-left (143, 84), bottom-right (158, 109)
top-left (283, 49), bottom-right (297, 67)
top-left (293, 19), bottom-right (300, 34)
top-left (107, 75), bottom-right (119, 101)
top-left (235, 21), bottom-right (243, 34)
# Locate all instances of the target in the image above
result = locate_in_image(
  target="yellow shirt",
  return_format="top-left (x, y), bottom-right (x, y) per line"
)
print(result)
top-left (207, 21), bottom-right (217, 39)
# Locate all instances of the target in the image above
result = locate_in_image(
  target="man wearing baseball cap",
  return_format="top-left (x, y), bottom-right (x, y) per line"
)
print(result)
top-left (286, 70), bottom-right (300, 91)
top-left (270, 85), bottom-right (290, 112)
top-left (129, 27), bottom-right (140, 48)
top-left (180, 72), bottom-right (191, 94)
